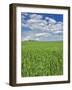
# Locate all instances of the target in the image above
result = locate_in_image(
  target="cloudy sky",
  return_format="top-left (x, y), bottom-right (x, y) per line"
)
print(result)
top-left (21, 12), bottom-right (63, 41)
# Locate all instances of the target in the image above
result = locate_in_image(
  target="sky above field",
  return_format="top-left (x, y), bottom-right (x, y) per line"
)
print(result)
top-left (21, 12), bottom-right (63, 41)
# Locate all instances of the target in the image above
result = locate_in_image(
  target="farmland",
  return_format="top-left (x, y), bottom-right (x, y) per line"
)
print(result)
top-left (21, 41), bottom-right (63, 77)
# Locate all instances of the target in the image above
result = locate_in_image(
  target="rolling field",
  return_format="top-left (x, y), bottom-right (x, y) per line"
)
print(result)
top-left (21, 41), bottom-right (63, 77)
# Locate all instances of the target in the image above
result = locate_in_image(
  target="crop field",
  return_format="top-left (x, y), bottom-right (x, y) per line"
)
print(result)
top-left (21, 41), bottom-right (63, 77)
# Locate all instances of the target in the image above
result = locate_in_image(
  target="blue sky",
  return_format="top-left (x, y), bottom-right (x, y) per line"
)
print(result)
top-left (21, 12), bottom-right (63, 41)
top-left (21, 12), bottom-right (63, 22)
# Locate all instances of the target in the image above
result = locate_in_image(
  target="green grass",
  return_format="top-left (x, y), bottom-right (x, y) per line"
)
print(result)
top-left (21, 41), bottom-right (63, 77)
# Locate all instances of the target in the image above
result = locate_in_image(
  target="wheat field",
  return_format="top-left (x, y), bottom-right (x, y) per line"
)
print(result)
top-left (21, 41), bottom-right (63, 77)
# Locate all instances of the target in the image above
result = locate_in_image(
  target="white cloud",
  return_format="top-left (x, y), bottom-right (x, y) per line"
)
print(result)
top-left (22, 36), bottom-right (31, 41)
top-left (27, 19), bottom-right (48, 31)
top-left (53, 30), bottom-right (63, 35)
top-left (45, 17), bottom-right (56, 23)
top-left (35, 33), bottom-right (50, 37)
top-left (30, 14), bottom-right (43, 20)
top-left (56, 22), bottom-right (63, 31)
top-left (22, 13), bottom-right (63, 31)
top-left (35, 33), bottom-right (47, 37)
top-left (21, 23), bottom-right (28, 27)
top-left (35, 38), bottom-right (40, 41)
top-left (21, 13), bottom-right (63, 41)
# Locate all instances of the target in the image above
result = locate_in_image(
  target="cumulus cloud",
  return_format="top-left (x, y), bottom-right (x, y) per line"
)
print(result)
top-left (29, 14), bottom-right (43, 20)
top-left (35, 33), bottom-right (47, 37)
top-left (21, 13), bottom-right (63, 41)
top-left (27, 19), bottom-right (48, 31)
top-left (21, 23), bottom-right (28, 27)
top-left (35, 38), bottom-right (40, 41)
top-left (22, 36), bottom-right (31, 41)
top-left (45, 17), bottom-right (56, 23)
